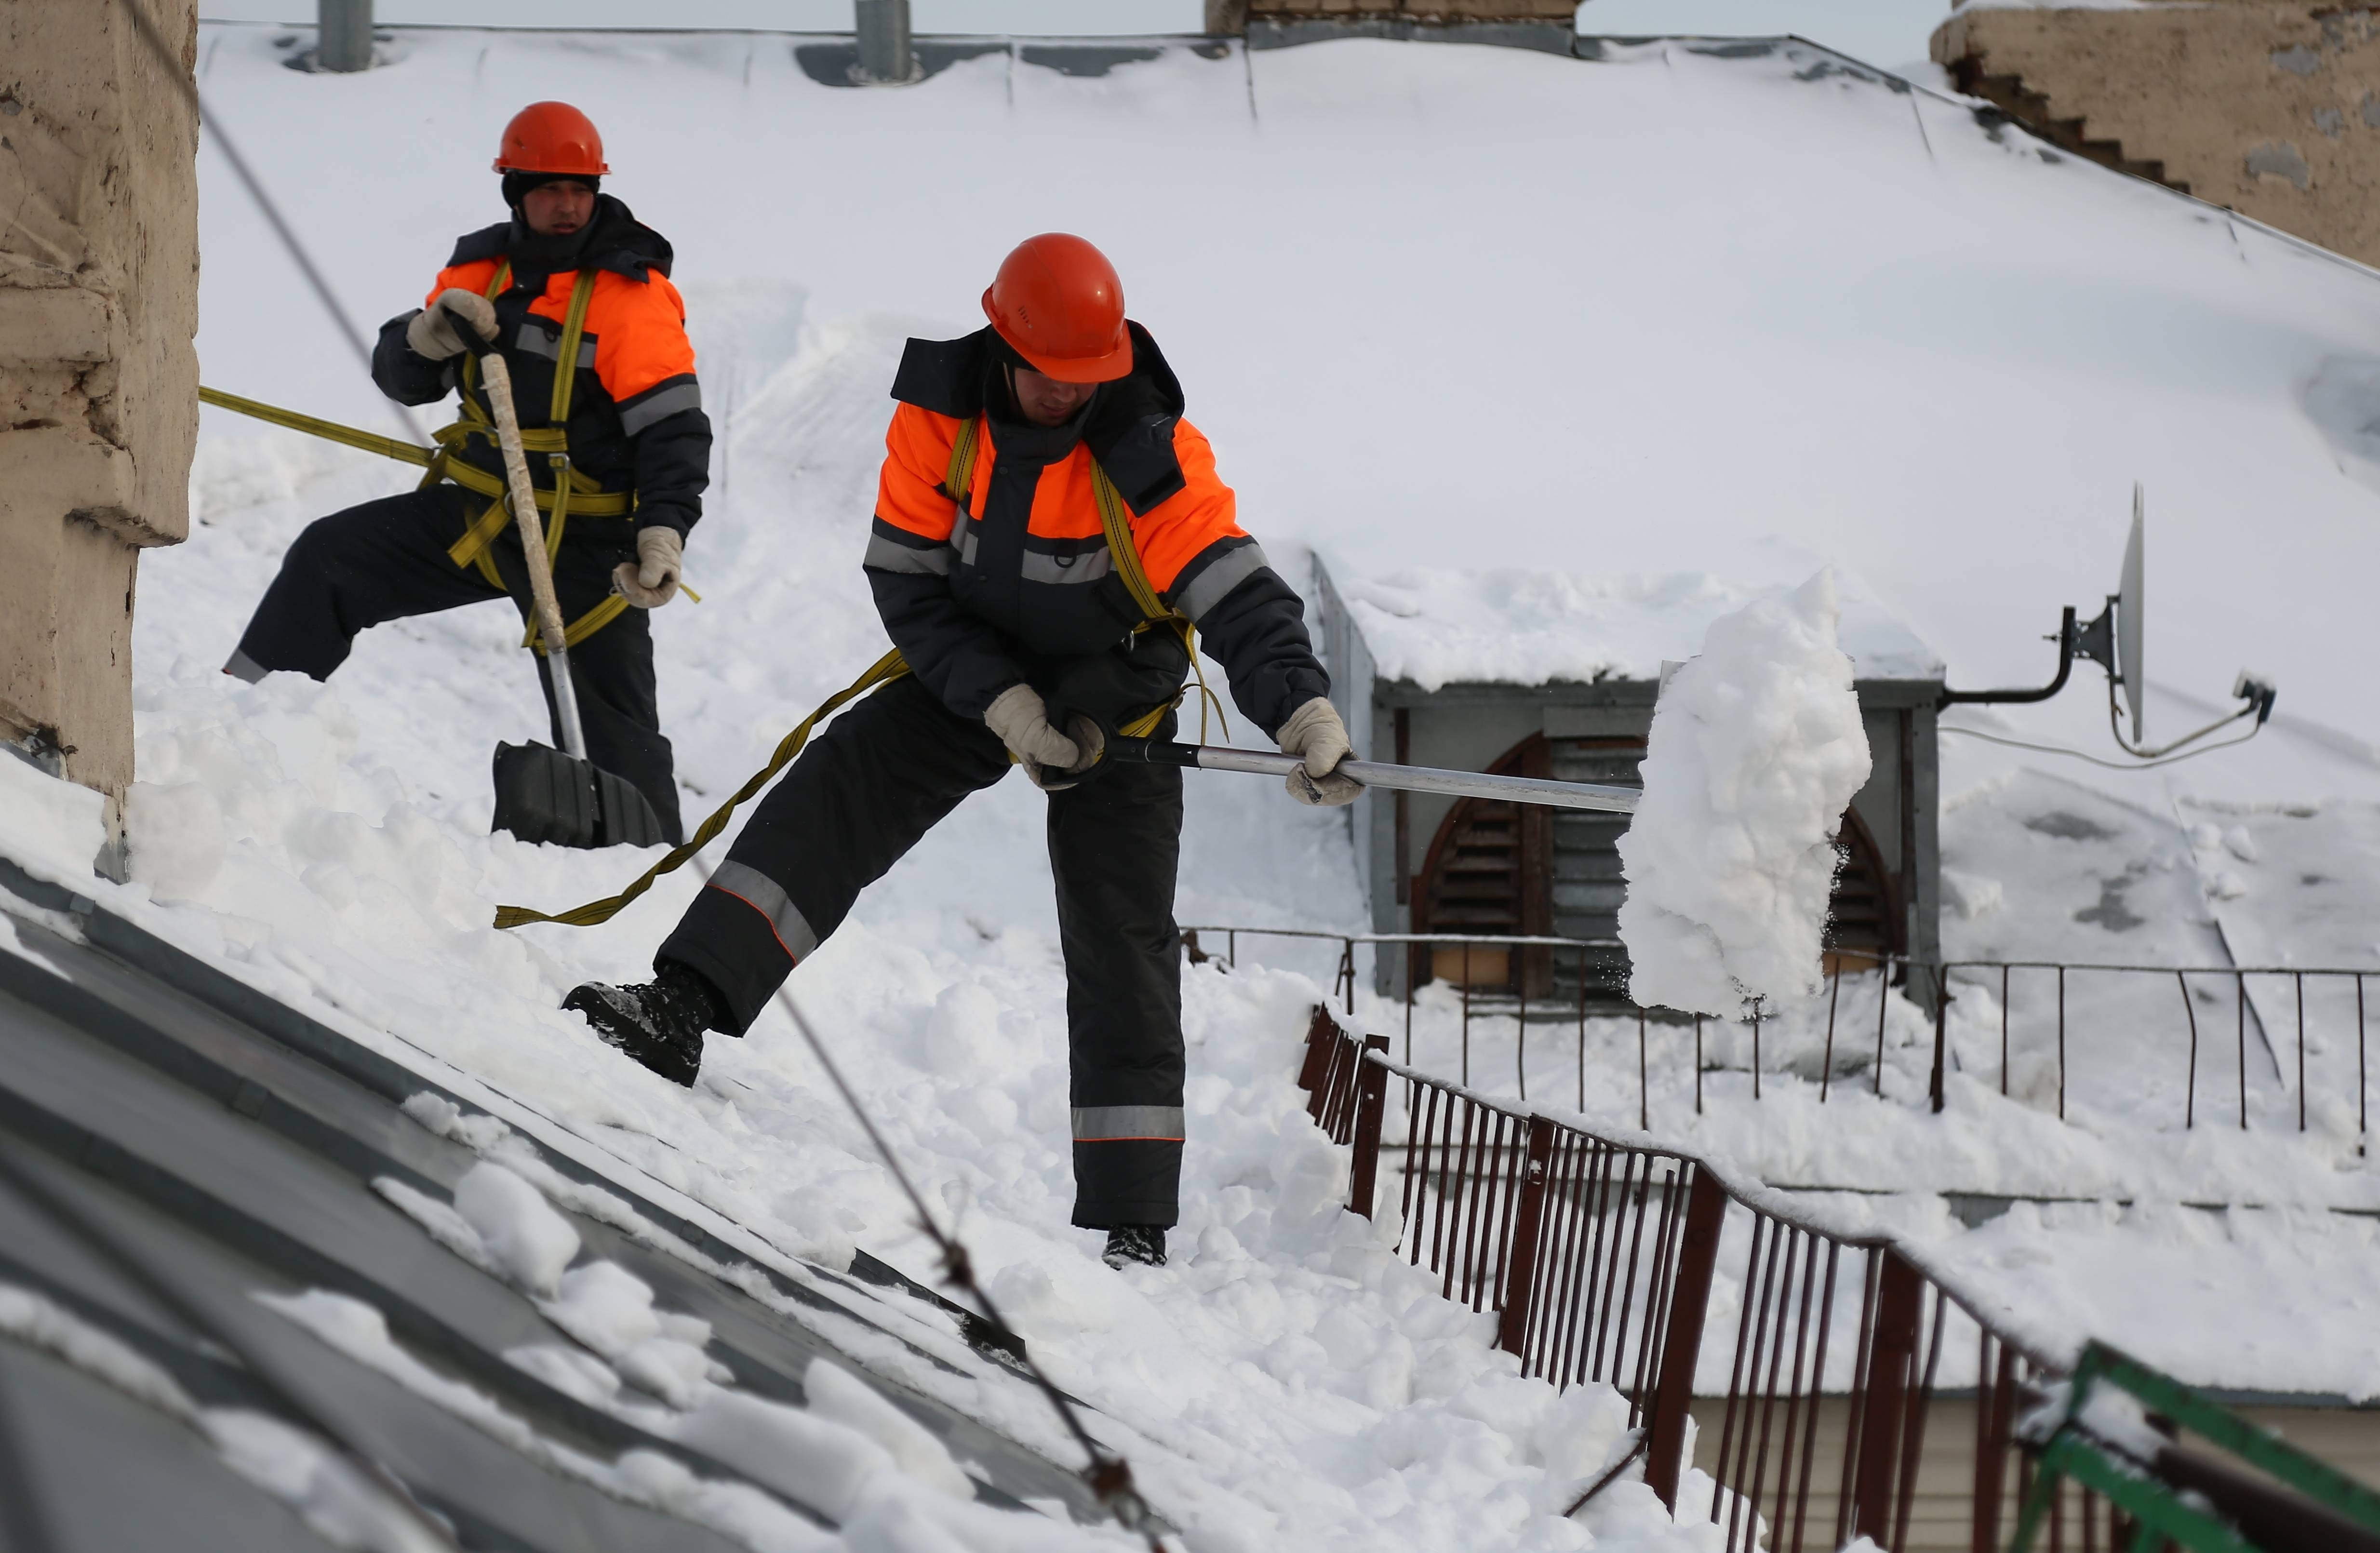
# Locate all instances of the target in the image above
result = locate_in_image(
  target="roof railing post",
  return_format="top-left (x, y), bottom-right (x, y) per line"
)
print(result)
top-left (1645, 1165), bottom-right (1728, 1509)
top-left (1930, 965), bottom-right (1950, 1114)
top-left (1493, 1114), bottom-right (1557, 1358)
top-left (1347, 1035), bottom-right (1391, 1218)
top-left (1850, 1250), bottom-right (1925, 1545)
top-left (1296, 1004), bottom-right (1334, 1105)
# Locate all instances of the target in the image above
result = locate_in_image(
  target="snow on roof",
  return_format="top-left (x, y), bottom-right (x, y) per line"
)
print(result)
top-left (187, 24), bottom-right (2380, 787)
top-left (1327, 565), bottom-right (1942, 690)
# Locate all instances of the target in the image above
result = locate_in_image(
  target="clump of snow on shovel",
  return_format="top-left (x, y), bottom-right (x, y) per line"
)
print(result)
top-left (1618, 569), bottom-right (1872, 1015)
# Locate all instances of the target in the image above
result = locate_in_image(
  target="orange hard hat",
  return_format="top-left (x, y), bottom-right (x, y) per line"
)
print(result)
top-left (981, 234), bottom-right (1133, 384)
top-left (492, 102), bottom-right (609, 176)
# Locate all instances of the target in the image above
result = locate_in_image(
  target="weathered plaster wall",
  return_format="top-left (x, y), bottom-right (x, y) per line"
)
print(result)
top-left (1934, 0), bottom-right (2380, 266)
top-left (0, 0), bottom-right (200, 805)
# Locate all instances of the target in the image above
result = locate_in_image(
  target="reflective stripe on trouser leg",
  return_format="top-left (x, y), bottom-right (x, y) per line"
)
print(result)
top-left (657, 676), bottom-right (1011, 1034)
top-left (1051, 746), bottom-right (1186, 1229)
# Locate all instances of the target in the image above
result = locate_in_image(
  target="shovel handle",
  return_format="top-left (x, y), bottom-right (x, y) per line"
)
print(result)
top-left (1108, 737), bottom-right (1640, 815)
top-left (449, 306), bottom-right (588, 763)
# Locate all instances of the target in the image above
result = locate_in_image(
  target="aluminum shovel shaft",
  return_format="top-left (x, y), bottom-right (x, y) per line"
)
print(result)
top-left (1110, 739), bottom-right (1639, 814)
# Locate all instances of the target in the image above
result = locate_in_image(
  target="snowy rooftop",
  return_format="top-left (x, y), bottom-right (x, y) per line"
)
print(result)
top-left (12, 23), bottom-right (2370, 1549)
top-left (1324, 565), bottom-right (1942, 690)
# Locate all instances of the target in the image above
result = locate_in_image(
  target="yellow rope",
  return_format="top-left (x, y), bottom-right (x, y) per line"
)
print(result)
top-left (492, 649), bottom-right (912, 929)
top-left (199, 387), bottom-right (432, 466)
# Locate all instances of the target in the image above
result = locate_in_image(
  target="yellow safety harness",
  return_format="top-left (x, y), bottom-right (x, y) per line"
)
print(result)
top-left (438, 264), bottom-right (634, 653)
top-left (942, 415), bottom-right (1225, 742)
top-left (493, 413), bottom-right (1221, 930)
top-left (199, 263), bottom-right (649, 655)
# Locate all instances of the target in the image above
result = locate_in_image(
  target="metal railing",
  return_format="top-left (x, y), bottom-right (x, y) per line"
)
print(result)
top-left (1194, 927), bottom-right (2378, 1134)
top-left (1294, 1003), bottom-right (2135, 1552)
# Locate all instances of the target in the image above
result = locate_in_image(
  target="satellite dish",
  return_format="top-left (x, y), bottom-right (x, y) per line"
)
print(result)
top-left (1940, 481), bottom-right (2274, 764)
top-left (2116, 484), bottom-right (2144, 742)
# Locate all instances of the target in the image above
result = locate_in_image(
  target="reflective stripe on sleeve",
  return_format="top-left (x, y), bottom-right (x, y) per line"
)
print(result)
top-left (1070, 1105), bottom-right (1186, 1141)
top-left (619, 378), bottom-right (703, 436)
top-left (1174, 540), bottom-right (1271, 622)
top-left (707, 862), bottom-right (820, 962)
top-left (864, 530), bottom-right (952, 576)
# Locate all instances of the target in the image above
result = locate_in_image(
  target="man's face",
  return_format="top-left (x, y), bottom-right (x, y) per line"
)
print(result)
top-left (1009, 364), bottom-right (1096, 428)
top-left (521, 179), bottom-right (596, 237)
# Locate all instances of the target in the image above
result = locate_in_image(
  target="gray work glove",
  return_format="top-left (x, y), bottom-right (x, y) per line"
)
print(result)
top-left (1277, 696), bottom-right (1362, 806)
top-left (984, 684), bottom-right (1104, 792)
top-left (405, 287), bottom-right (497, 360)
top-left (614, 526), bottom-right (683, 608)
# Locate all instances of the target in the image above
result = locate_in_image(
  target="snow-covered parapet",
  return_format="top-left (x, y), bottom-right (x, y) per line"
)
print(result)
top-left (1617, 571), bottom-right (1874, 1015)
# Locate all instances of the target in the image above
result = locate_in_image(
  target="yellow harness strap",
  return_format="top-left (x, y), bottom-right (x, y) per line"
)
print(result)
top-left (493, 647), bottom-right (912, 929)
top-left (442, 267), bottom-right (612, 572)
top-left (945, 414), bottom-right (1224, 741)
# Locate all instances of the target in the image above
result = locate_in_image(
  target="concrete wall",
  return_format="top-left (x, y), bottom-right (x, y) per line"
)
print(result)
top-left (0, 0), bottom-right (200, 808)
top-left (1933, 0), bottom-right (2380, 267)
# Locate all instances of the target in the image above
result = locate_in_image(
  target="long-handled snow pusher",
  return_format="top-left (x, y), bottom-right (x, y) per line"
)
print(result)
top-left (1107, 737), bottom-right (1640, 814)
top-left (449, 308), bottom-right (666, 849)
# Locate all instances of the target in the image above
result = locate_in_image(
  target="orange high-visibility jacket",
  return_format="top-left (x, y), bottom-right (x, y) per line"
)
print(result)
top-left (371, 198), bottom-right (709, 536)
top-left (863, 324), bottom-right (1327, 736)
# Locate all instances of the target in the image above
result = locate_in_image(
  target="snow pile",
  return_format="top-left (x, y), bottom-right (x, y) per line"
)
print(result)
top-left (1618, 571), bottom-right (1872, 1015)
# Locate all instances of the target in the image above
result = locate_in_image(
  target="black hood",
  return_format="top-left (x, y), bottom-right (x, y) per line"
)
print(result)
top-left (889, 322), bottom-right (1190, 514)
top-left (448, 194), bottom-right (674, 293)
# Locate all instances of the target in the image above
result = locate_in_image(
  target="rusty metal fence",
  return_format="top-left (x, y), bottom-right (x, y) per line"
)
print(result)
top-left (1292, 1003), bottom-right (2154, 1552)
top-left (1200, 926), bottom-right (2376, 1136)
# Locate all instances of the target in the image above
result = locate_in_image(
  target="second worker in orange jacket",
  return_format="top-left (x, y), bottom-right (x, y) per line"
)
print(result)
top-left (227, 103), bottom-right (708, 841)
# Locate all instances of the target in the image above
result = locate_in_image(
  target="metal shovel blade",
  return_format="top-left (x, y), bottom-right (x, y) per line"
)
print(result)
top-left (492, 742), bottom-right (667, 849)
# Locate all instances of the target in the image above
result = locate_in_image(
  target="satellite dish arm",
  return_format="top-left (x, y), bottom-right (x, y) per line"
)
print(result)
top-left (1939, 607), bottom-right (2081, 707)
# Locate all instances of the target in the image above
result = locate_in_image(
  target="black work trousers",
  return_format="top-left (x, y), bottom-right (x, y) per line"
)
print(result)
top-left (230, 483), bottom-right (682, 843)
top-left (659, 674), bottom-right (1187, 1229)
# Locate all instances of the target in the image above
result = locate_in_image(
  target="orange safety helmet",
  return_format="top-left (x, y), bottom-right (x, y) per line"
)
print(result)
top-left (492, 101), bottom-right (610, 176)
top-left (981, 234), bottom-right (1133, 384)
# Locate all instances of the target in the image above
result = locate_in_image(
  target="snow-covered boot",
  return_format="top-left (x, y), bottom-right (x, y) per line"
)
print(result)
top-left (1101, 1226), bottom-right (1167, 1270)
top-left (563, 963), bottom-right (719, 1087)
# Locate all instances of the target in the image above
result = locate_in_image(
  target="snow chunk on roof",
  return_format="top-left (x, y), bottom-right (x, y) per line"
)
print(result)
top-left (1329, 567), bottom-right (1942, 690)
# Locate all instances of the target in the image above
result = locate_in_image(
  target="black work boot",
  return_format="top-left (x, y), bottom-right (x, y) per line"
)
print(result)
top-left (1101, 1226), bottom-right (1167, 1270)
top-left (563, 962), bottom-right (721, 1087)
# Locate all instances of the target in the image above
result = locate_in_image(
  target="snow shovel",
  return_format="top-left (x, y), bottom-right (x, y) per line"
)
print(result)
top-left (448, 309), bottom-right (666, 850)
top-left (1105, 737), bottom-right (1640, 814)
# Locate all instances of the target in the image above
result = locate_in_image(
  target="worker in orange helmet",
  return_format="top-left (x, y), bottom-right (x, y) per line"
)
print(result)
top-left (226, 102), bottom-right (708, 843)
top-left (568, 235), bottom-right (1361, 1270)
